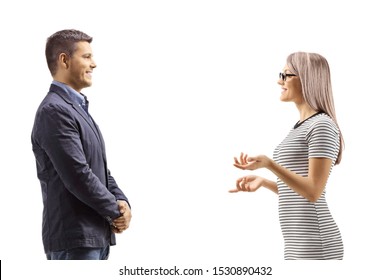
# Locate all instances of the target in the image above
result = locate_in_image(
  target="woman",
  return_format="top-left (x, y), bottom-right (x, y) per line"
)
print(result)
top-left (232, 52), bottom-right (344, 260)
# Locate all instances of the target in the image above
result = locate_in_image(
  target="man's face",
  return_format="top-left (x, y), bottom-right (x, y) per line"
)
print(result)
top-left (65, 41), bottom-right (96, 92)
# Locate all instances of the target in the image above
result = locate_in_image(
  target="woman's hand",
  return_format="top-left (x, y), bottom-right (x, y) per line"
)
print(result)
top-left (233, 152), bottom-right (272, 170)
top-left (229, 175), bottom-right (265, 193)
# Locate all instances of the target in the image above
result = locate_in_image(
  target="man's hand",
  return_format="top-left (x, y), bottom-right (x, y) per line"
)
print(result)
top-left (112, 200), bottom-right (132, 233)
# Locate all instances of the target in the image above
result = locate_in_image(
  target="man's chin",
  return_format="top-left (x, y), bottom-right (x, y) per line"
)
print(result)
top-left (83, 81), bottom-right (93, 88)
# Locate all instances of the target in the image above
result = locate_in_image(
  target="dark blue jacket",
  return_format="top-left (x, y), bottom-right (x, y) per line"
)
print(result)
top-left (31, 84), bottom-right (129, 253)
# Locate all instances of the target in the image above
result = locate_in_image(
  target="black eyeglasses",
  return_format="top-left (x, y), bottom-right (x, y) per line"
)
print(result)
top-left (279, 72), bottom-right (296, 81)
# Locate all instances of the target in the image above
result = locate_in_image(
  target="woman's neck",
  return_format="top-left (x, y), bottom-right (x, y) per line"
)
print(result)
top-left (296, 102), bottom-right (318, 122)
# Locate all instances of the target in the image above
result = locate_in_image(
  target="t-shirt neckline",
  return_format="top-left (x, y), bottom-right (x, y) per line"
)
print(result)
top-left (293, 111), bottom-right (324, 129)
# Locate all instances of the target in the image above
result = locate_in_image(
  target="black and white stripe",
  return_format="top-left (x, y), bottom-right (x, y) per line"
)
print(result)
top-left (273, 113), bottom-right (343, 260)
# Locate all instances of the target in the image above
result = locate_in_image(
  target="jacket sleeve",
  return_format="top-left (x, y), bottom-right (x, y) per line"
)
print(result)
top-left (107, 170), bottom-right (131, 208)
top-left (35, 103), bottom-right (122, 220)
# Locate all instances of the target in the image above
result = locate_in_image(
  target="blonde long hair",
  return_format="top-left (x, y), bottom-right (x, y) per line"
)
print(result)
top-left (287, 52), bottom-right (344, 164)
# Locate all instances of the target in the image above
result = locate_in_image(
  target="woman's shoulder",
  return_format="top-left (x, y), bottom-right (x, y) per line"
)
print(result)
top-left (308, 112), bottom-right (339, 134)
top-left (310, 112), bottom-right (335, 125)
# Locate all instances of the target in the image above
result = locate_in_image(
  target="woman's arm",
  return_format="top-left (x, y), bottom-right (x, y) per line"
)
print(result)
top-left (268, 157), bottom-right (333, 202)
top-left (261, 178), bottom-right (278, 194)
top-left (234, 153), bottom-right (333, 202)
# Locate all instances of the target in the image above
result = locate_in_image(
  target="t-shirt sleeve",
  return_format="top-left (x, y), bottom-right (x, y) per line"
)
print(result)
top-left (306, 118), bottom-right (340, 161)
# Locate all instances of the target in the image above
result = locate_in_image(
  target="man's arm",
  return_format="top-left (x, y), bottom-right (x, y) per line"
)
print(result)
top-left (34, 103), bottom-right (121, 220)
top-left (107, 173), bottom-right (132, 233)
top-left (107, 170), bottom-right (131, 208)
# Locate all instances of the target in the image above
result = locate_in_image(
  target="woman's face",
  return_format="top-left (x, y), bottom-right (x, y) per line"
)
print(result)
top-left (278, 65), bottom-right (304, 103)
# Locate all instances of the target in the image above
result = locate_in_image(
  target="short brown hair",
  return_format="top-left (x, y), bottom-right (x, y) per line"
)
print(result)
top-left (45, 29), bottom-right (92, 76)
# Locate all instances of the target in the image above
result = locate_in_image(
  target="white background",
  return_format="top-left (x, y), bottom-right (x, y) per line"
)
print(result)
top-left (1, 0), bottom-right (389, 279)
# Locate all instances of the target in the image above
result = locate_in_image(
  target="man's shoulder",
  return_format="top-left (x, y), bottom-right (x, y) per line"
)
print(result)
top-left (38, 92), bottom-right (67, 110)
top-left (38, 83), bottom-right (72, 107)
top-left (34, 90), bottom-right (76, 123)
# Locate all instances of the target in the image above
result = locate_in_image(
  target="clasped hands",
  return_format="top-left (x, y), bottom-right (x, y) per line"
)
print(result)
top-left (112, 200), bottom-right (132, 234)
top-left (230, 152), bottom-right (271, 193)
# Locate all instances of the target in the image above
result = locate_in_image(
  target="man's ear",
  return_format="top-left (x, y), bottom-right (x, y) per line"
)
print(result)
top-left (58, 53), bottom-right (69, 69)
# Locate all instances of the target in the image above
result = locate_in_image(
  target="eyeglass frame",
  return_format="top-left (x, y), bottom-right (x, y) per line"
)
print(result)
top-left (279, 72), bottom-right (297, 81)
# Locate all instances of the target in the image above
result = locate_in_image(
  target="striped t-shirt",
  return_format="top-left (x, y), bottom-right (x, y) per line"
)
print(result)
top-left (273, 112), bottom-right (343, 260)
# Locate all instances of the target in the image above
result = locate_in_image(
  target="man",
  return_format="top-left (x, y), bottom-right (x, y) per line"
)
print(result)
top-left (31, 29), bottom-right (131, 260)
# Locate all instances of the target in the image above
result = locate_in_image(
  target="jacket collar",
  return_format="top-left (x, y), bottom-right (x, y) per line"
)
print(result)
top-left (49, 83), bottom-right (78, 106)
top-left (48, 84), bottom-right (105, 151)
top-left (49, 84), bottom-right (90, 119)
